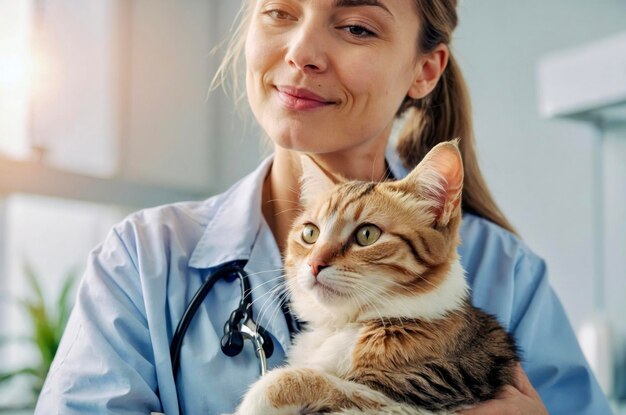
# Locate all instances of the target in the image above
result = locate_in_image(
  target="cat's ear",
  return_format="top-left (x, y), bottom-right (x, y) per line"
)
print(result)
top-left (299, 155), bottom-right (341, 207)
top-left (403, 139), bottom-right (463, 227)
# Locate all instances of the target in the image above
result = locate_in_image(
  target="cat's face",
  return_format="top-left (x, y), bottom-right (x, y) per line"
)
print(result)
top-left (285, 141), bottom-right (467, 324)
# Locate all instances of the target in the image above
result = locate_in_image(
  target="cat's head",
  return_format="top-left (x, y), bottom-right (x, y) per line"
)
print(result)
top-left (284, 141), bottom-right (469, 326)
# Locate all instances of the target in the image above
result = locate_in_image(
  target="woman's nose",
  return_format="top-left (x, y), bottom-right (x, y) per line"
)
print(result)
top-left (284, 21), bottom-right (328, 73)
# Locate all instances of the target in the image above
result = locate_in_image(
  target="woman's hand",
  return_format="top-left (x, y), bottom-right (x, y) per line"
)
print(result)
top-left (458, 364), bottom-right (548, 415)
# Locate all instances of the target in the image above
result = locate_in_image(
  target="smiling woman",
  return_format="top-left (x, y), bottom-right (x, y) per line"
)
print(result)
top-left (246, 0), bottom-right (425, 159)
top-left (33, 1), bottom-right (613, 414)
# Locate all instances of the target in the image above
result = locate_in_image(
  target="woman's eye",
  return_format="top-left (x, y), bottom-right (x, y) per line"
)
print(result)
top-left (355, 225), bottom-right (381, 246)
top-left (342, 25), bottom-right (377, 38)
top-left (301, 224), bottom-right (320, 244)
top-left (265, 9), bottom-right (293, 21)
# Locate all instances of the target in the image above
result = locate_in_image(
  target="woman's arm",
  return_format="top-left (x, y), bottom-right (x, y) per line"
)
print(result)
top-left (508, 252), bottom-right (611, 414)
top-left (460, 214), bottom-right (612, 414)
top-left (35, 226), bottom-right (163, 415)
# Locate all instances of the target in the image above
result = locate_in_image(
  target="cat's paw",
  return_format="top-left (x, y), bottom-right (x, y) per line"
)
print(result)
top-left (234, 368), bottom-right (301, 415)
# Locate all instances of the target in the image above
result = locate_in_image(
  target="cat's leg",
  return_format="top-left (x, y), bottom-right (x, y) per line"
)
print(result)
top-left (234, 367), bottom-right (391, 415)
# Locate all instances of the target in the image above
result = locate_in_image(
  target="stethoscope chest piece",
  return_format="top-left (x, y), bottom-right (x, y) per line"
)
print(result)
top-left (170, 262), bottom-right (276, 379)
top-left (220, 303), bottom-right (274, 376)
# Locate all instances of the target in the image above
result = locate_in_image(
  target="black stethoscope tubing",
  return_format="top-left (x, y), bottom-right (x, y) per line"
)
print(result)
top-left (169, 262), bottom-right (248, 378)
top-left (168, 260), bottom-right (300, 414)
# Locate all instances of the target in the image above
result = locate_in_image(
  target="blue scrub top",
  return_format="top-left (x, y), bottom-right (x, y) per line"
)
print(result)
top-left (35, 153), bottom-right (612, 415)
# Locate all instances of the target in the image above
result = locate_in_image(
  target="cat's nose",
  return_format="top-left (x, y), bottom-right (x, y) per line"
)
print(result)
top-left (308, 260), bottom-right (329, 278)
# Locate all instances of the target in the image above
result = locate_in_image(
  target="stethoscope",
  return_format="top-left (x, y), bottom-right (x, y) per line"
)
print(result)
top-left (165, 260), bottom-right (300, 415)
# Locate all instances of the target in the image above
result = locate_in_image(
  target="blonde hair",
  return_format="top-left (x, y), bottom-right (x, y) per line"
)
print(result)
top-left (213, 0), bottom-right (517, 235)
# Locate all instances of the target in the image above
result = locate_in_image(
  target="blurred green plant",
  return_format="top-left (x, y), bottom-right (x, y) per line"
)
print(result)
top-left (0, 262), bottom-right (78, 409)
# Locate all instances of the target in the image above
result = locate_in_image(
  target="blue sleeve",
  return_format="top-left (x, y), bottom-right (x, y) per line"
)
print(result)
top-left (510, 251), bottom-right (612, 414)
top-left (35, 226), bottom-right (163, 415)
top-left (460, 214), bottom-right (611, 414)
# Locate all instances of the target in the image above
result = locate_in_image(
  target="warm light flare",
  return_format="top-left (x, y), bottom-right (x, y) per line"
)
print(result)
top-left (0, 44), bottom-right (49, 155)
top-left (0, 50), bottom-right (35, 90)
top-left (0, 48), bottom-right (33, 157)
top-left (0, 0), bottom-right (33, 157)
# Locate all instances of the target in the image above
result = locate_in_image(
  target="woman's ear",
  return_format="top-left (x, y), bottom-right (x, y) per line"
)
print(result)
top-left (407, 44), bottom-right (449, 99)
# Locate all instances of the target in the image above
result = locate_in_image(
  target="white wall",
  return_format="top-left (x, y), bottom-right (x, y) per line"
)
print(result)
top-left (211, 0), bottom-right (266, 193)
top-left (28, 0), bottom-right (121, 176)
top-left (454, 0), bottom-right (626, 332)
top-left (604, 124), bottom-right (626, 348)
top-left (0, 0), bottom-right (33, 159)
top-left (121, 0), bottom-right (218, 192)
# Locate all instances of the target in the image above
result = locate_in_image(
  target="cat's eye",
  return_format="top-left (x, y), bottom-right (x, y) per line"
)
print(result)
top-left (355, 225), bottom-right (381, 246)
top-left (301, 224), bottom-right (320, 244)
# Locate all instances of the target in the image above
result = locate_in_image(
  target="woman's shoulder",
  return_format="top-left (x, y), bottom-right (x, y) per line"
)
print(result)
top-left (113, 197), bottom-right (220, 247)
top-left (459, 212), bottom-right (545, 273)
top-left (113, 157), bottom-right (272, 246)
top-left (124, 197), bottom-right (219, 230)
top-left (459, 212), bottom-right (549, 329)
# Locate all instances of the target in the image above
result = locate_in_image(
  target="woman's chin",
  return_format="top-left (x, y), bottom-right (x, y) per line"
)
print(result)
top-left (273, 136), bottom-right (336, 154)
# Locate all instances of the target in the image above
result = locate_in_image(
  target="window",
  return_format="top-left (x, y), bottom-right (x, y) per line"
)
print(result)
top-left (0, 0), bottom-right (227, 408)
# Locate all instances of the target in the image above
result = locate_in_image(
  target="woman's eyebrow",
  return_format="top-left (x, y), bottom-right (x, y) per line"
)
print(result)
top-left (333, 0), bottom-right (393, 17)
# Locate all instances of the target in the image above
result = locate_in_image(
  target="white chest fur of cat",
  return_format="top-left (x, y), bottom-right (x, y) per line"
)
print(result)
top-left (289, 325), bottom-right (362, 379)
top-left (231, 141), bottom-right (519, 415)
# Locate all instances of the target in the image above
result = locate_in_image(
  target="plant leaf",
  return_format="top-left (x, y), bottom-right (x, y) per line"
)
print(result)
top-left (29, 302), bottom-right (56, 369)
top-left (23, 261), bottom-right (45, 306)
top-left (6, 262), bottom-right (80, 400)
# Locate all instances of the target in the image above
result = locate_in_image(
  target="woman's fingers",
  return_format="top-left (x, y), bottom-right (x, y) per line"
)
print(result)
top-left (458, 364), bottom-right (548, 415)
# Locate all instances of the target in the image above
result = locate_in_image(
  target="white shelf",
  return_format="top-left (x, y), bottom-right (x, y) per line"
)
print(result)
top-left (0, 155), bottom-right (210, 208)
top-left (537, 31), bottom-right (626, 124)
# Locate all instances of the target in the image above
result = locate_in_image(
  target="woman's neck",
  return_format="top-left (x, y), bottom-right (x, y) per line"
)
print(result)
top-left (262, 145), bottom-right (389, 256)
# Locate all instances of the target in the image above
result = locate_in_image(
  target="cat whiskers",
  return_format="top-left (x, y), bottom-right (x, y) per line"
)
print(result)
top-left (254, 279), bottom-right (291, 337)
top-left (250, 276), bottom-right (286, 312)
top-left (355, 287), bottom-right (390, 328)
top-left (243, 268), bottom-right (286, 278)
top-left (275, 207), bottom-right (305, 216)
top-left (375, 282), bottom-right (425, 323)
top-left (342, 273), bottom-right (422, 326)
top-left (238, 270), bottom-right (291, 338)
top-left (241, 271), bottom-right (287, 300)
top-left (267, 197), bottom-right (304, 213)
top-left (264, 286), bottom-right (292, 340)
top-left (339, 272), bottom-right (392, 328)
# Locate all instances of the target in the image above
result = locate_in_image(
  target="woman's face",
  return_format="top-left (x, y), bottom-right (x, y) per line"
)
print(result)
top-left (245, 0), bottom-right (424, 155)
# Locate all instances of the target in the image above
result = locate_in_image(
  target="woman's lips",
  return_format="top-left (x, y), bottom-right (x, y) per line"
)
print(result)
top-left (275, 86), bottom-right (336, 111)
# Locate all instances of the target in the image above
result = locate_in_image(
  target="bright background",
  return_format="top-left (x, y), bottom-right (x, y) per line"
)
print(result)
top-left (0, 0), bottom-right (624, 412)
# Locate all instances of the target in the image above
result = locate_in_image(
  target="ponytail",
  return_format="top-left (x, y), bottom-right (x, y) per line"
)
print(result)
top-left (396, 53), bottom-right (517, 235)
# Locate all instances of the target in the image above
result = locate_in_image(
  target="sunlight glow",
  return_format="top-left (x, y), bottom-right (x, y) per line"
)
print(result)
top-left (0, 51), bottom-right (34, 90)
top-left (0, 0), bottom-right (34, 158)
